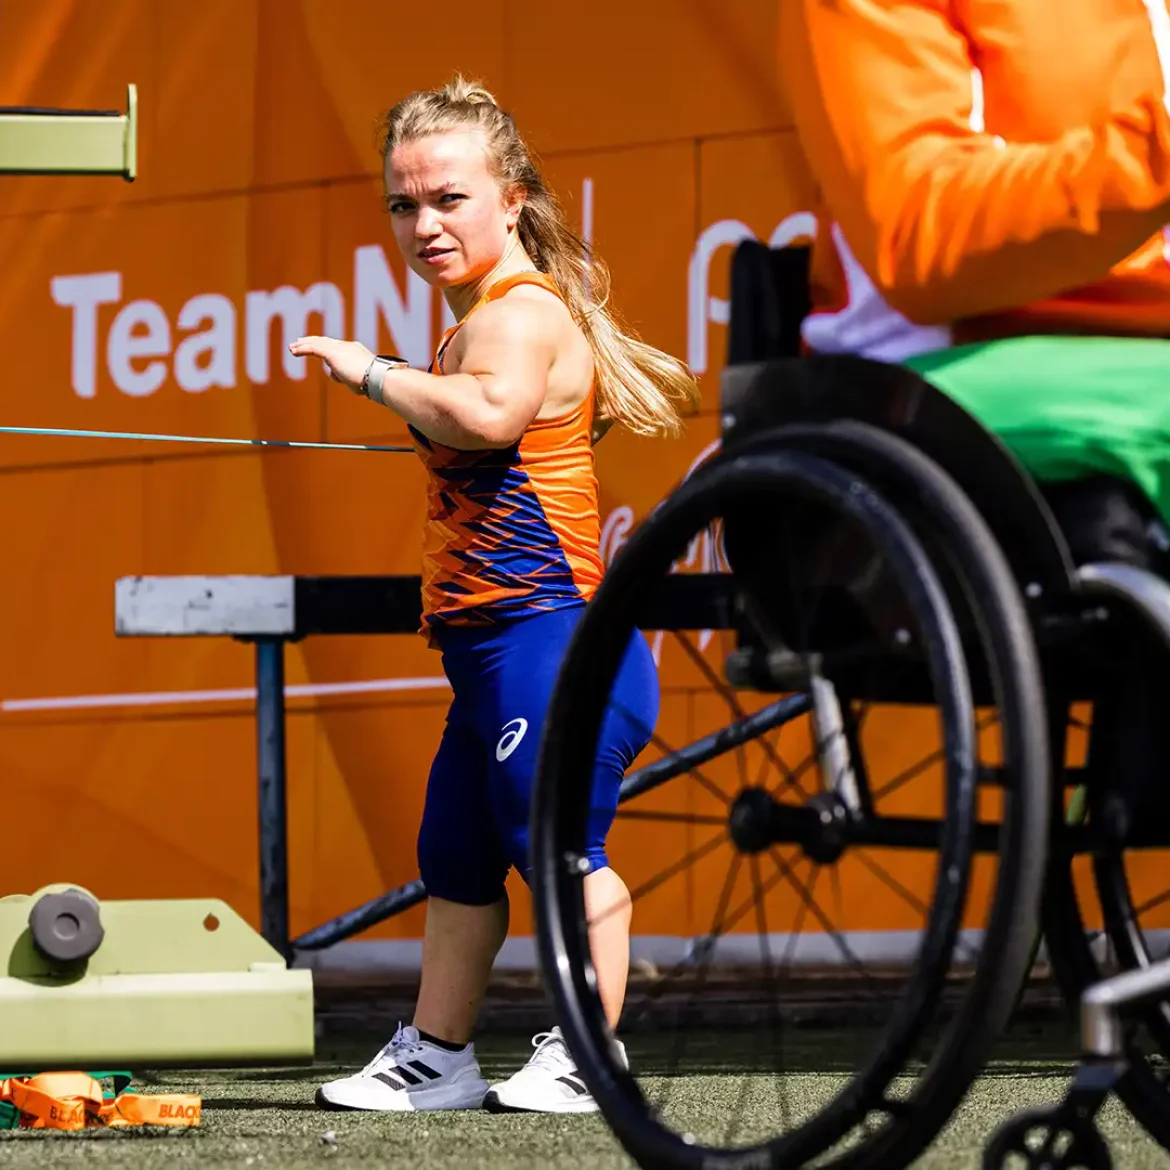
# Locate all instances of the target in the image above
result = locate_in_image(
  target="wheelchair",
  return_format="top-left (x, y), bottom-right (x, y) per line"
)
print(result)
top-left (528, 242), bottom-right (1170, 1169)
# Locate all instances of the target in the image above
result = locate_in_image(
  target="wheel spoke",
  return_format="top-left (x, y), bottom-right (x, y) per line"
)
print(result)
top-left (767, 848), bottom-right (878, 992)
top-left (870, 711), bottom-right (998, 804)
top-left (779, 862), bottom-right (820, 974)
top-left (852, 848), bottom-right (980, 965)
top-left (587, 831), bottom-right (730, 932)
top-left (620, 851), bottom-right (796, 1032)
top-left (767, 749), bottom-right (818, 803)
top-left (652, 851), bottom-right (744, 1117)
top-left (640, 725), bottom-right (735, 807)
top-left (672, 630), bottom-right (798, 793)
top-left (1133, 886), bottom-right (1170, 921)
top-left (613, 809), bottom-right (729, 828)
top-left (747, 853), bottom-right (791, 1138)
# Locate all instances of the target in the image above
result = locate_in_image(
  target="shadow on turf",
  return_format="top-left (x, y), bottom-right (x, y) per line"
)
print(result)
top-left (201, 1098), bottom-right (322, 1112)
top-left (0, 1129), bottom-right (202, 1143)
top-left (161, 1068), bottom-right (342, 1083)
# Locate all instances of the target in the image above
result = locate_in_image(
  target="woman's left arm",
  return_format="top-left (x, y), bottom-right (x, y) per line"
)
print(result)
top-left (289, 300), bottom-right (552, 450)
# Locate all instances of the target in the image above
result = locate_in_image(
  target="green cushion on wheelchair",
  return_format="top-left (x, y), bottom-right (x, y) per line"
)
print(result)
top-left (904, 336), bottom-right (1170, 525)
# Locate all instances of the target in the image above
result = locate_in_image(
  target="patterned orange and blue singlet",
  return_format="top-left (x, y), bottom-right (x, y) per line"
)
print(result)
top-left (411, 272), bottom-right (604, 643)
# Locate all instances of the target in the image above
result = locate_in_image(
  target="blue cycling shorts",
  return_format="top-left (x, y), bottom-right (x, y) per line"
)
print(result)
top-left (416, 605), bottom-right (659, 906)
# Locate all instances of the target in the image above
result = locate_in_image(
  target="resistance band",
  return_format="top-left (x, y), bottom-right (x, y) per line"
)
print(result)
top-left (0, 424), bottom-right (412, 454)
top-left (0, 1071), bottom-right (200, 1130)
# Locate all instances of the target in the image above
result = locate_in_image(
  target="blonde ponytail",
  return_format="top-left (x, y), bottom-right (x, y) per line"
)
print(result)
top-left (380, 76), bottom-right (700, 437)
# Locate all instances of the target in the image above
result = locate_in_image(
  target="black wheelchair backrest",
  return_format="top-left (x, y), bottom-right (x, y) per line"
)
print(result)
top-left (727, 240), bottom-right (811, 365)
top-left (721, 354), bottom-right (1076, 597)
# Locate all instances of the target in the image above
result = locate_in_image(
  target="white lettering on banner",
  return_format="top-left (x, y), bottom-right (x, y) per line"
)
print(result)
top-left (50, 272), bottom-right (122, 399)
top-left (686, 211), bottom-right (818, 374)
top-left (770, 212), bottom-right (818, 250)
top-left (108, 299), bottom-right (171, 397)
top-left (599, 506), bottom-right (634, 569)
top-left (174, 294), bottom-right (237, 393)
top-left (49, 186), bottom-right (818, 401)
top-left (246, 282), bottom-right (346, 384)
top-left (687, 218), bottom-right (754, 375)
top-left (48, 247), bottom-right (426, 401)
top-left (353, 245), bottom-right (433, 368)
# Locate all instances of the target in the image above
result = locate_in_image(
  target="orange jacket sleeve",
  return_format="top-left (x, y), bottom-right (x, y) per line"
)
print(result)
top-left (781, 0), bottom-right (1170, 324)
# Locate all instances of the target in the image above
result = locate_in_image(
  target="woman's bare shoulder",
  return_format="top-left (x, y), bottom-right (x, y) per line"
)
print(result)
top-left (448, 282), bottom-right (574, 361)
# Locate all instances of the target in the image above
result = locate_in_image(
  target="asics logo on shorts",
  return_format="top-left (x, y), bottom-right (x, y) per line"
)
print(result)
top-left (495, 718), bottom-right (529, 762)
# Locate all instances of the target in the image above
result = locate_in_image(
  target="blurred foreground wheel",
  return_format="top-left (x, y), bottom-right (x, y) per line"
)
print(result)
top-left (532, 443), bottom-right (1048, 1169)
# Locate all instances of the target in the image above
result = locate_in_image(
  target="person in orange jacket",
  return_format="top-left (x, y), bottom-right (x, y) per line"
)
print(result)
top-left (781, 0), bottom-right (1170, 554)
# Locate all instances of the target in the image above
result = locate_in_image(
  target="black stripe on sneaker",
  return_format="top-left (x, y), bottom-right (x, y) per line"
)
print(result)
top-left (373, 1072), bottom-right (407, 1091)
top-left (390, 1065), bottom-right (423, 1086)
top-left (556, 1075), bottom-right (589, 1096)
top-left (408, 1061), bottom-right (442, 1081)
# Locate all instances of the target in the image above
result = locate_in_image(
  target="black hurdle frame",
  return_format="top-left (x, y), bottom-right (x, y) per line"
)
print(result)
top-left (236, 573), bottom-right (759, 961)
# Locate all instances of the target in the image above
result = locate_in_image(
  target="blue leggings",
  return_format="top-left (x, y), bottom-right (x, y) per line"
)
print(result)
top-left (417, 606), bottom-right (659, 906)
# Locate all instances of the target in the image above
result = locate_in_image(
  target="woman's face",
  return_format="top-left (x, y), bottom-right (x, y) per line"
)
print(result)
top-left (385, 129), bottom-right (523, 288)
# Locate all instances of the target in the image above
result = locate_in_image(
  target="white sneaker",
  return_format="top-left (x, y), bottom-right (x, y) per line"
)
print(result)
top-left (316, 1023), bottom-right (489, 1112)
top-left (483, 1026), bottom-right (626, 1114)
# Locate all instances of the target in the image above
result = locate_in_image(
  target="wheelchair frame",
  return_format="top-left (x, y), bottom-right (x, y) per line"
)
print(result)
top-left (527, 241), bottom-right (1170, 1170)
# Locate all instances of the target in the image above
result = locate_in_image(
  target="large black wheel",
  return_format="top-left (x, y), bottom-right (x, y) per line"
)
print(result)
top-left (1042, 566), bottom-right (1170, 1152)
top-left (532, 439), bottom-right (1049, 1170)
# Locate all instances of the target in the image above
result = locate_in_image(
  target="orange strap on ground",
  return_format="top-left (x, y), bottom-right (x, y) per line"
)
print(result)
top-left (0, 1073), bottom-right (201, 1130)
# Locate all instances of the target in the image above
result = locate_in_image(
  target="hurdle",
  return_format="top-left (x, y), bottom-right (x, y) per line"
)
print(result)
top-left (0, 83), bottom-right (137, 179)
top-left (113, 573), bottom-right (808, 960)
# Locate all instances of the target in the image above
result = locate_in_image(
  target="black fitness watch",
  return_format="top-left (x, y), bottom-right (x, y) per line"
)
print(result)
top-left (363, 354), bottom-right (410, 404)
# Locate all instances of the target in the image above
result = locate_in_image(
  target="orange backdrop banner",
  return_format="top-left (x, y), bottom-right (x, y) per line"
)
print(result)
top-left (13, 1), bottom-right (1120, 958)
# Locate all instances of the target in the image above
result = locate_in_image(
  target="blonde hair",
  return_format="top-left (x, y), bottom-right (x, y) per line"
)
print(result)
top-left (379, 76), bottom-right (700, 438)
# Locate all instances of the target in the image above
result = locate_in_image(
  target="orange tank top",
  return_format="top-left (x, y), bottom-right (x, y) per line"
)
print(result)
top-left (411, 272), bottom-right (604, 642)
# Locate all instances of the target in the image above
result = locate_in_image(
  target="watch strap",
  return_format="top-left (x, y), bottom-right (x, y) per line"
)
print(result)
top-left (363, 355), bottom-right (408, 404)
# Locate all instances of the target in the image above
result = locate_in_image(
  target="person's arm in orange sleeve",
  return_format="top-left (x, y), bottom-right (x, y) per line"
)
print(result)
top-left (781, 0), bottom-right (1170, 324)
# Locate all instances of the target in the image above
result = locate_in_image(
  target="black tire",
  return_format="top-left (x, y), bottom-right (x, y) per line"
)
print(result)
top-left (532, 443), bottom-right (1045, 1169)
top-left (738, 421), bottom-right (1053, 1169)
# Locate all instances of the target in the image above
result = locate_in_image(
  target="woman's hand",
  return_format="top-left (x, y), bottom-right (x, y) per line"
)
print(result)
top-left (288, 336), bottom-right (375, 394)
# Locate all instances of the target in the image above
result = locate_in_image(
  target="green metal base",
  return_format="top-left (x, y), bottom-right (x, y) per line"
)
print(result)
top-left (0, 886), bottom-right (314, 1069)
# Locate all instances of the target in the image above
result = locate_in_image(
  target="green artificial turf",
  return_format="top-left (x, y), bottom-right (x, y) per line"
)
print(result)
top-left (1, 1028), bottom-right (1166, 1169)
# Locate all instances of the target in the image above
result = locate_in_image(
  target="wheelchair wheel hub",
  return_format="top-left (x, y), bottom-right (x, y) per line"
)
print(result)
top-left (728, 788), bottom-right (849, 864)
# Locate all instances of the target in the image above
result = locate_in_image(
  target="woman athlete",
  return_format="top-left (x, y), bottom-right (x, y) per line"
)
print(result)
top-left (289, 76), bottom-right (699, 1114)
